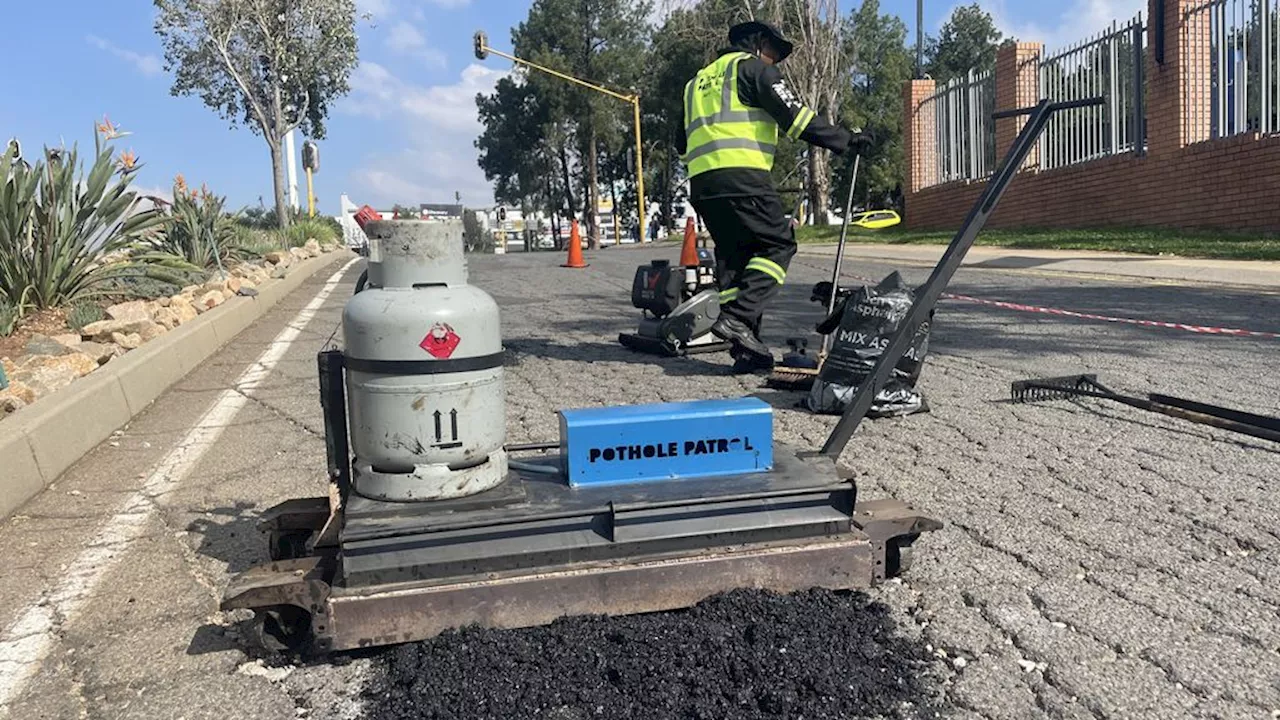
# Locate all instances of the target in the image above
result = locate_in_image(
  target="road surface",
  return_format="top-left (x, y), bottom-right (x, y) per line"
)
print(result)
top-left (0, 245), bottom-right (1277, 720)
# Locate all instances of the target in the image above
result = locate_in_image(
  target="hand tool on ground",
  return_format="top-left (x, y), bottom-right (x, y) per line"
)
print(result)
top-left (1011, 374), bottom-right (1280, 444)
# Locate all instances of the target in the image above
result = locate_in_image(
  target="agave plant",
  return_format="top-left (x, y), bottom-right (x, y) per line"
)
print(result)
top-left (0, 123), bottom-right (170, 314)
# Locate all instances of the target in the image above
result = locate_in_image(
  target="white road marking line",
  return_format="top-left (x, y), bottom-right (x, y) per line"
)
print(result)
top-left (0, 258), bottom-right (360, 713)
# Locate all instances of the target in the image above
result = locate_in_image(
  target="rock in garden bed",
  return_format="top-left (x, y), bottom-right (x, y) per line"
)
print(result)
top-left (0, 246), bottom-right (346, 421)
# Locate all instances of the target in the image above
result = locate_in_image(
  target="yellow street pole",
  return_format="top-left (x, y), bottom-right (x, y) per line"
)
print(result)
top-left (305, 168), bottom-right (315, 217)
top-left (633, 97), bottom-right (646, 243)
top-left (477, 37), bottom-right (647, 244)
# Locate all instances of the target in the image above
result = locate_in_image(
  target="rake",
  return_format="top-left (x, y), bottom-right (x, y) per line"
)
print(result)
top-left (1010, 374), bottom-right (1280, 444)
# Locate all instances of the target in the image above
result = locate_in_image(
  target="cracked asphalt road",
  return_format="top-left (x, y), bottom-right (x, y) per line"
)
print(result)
top-left (0, 244), bottom-right (1276, 720)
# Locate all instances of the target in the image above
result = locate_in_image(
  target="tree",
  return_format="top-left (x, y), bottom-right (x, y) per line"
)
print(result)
top-left (643, 6), bottom-right (725, 233)
top-left (512, 0), bottom-right (653, 248)
top-left (727, 0), bottom-right (849, 225)
top-left (154, 0), bottom-right (359, 229)
top-left (476, 77), bottom-right (550, 207)
top-left (926, 3), bottom-right (1003, 84)
top-left (838, 0), bottom-right (912, 209)
top-left (462, 210), bottom-right (492, 253)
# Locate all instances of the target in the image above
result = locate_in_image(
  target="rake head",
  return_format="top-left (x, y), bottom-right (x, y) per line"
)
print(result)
top-left (765, 367), bottom-right (821, 391)
top-left (1010, 374), bottom-right (1110, 403)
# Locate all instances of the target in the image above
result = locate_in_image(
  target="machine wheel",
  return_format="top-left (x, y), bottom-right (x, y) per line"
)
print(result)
top-left (885, 535), bottom-right (918, 578)
top-left (269, 530), bottom-right (314, 561)
top-left (354, 269), bottom-right (369, 294)
top-left (250, 605), bottom-right (314, 655)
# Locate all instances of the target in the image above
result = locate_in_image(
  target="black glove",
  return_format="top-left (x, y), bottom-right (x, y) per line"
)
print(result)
top-left (847, 127), bottom-right (874, 153)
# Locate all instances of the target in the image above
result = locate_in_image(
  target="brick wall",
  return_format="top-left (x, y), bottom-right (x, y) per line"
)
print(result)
top-left (903, 0), bottom-right (1280, 233)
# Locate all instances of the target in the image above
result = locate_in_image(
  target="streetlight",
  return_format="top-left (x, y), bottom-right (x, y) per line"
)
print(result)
top-left (473, 31), bottom-right (647, 245)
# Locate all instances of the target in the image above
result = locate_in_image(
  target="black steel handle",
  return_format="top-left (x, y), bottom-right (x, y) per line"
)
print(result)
top-left (993, 97), bottom-right (1106, 119)
top-left (817, 96), bottom-right (1112, 459)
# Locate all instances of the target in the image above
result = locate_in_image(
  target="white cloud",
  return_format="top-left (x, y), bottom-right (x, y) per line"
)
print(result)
top-left (386, 21), bottom-right (448, 69)
top-left (424, 0), bottom-right (472, 8)
top-left (86, 35), bottom-right (163, 77)
top-left (969, 0), bottom-right (1147, 54)
top-left (398, 64), bottom-right (504, 131)
top-left (342, 62), bottom-right (507, 206)
top-left (387, 21), bottom-right (425, 52)
top-left (131, 184), bottom-right (174, 213)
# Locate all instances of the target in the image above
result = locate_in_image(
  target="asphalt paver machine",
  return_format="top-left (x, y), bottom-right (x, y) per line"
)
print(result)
top-left (222, 99), bottom-right (1099, 654)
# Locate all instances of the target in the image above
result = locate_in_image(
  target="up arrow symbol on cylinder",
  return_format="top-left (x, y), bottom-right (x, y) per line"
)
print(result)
top-left (433, 409), bottom-right (462, 447)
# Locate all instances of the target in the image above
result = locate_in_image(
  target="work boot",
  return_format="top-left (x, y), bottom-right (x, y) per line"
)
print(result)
top-left (712, 315), bottom-right (773, 364)
top-left (731, 350), bottom-right (775, 375)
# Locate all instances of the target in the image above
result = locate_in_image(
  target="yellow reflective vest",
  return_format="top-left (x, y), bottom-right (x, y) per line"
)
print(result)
top-left (682, 52), bottom-right (780, 178)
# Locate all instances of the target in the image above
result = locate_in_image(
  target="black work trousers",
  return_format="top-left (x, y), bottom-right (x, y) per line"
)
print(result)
top-left (692, 192), bottom-right (796, 338)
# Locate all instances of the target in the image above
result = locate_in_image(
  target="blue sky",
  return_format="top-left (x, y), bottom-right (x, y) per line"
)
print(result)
top-left (0, 0), bottom-right (1144, 214)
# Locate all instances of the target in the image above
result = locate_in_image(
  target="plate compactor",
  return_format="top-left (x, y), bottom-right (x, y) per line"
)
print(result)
top-left (617, 250), bottom-right (734, 357)
top-left (220, 219), bottom-right (940, 654)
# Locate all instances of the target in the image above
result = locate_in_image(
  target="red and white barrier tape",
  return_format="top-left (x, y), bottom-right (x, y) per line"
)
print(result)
top-left (808, 263), bottom-right (1280, 340)
top-left (942, 292), bottom-right (1280, 339)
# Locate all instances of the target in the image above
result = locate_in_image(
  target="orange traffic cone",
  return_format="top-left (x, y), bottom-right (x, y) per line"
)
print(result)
top-left (680, 217), bottom-right (699, 267)
top-left (563, 220), bottom-right (588, 268)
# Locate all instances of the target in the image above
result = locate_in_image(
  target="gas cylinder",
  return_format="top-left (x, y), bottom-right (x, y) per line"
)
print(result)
top-left (343, 219), bottom-right (507, 502)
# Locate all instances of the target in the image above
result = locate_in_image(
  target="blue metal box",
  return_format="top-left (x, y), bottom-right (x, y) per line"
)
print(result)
top-left (557, 398), bottom-right (774, 487)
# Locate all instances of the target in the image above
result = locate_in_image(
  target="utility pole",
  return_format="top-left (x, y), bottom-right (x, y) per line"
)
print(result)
top-left (916, 0), bottom-right (925, 79)
top-left (473, 31), bottom-right (648, 245)
top-left (286, 128), bottom-right (300, 210)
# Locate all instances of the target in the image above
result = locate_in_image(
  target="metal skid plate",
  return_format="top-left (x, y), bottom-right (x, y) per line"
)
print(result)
top-left (222, 445), bottom-right (941, 653)
top-left (618, 331), bottom-right (732, 357)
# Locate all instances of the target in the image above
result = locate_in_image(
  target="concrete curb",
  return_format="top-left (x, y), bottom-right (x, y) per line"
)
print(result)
top-left (796, 243), bottom-right (1280, 289)
top-left (0, 250), bottom-right (355, 520)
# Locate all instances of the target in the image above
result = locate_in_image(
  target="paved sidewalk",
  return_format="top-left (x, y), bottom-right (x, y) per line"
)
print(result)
top-left (797, 243), bottom-right (1280, 289)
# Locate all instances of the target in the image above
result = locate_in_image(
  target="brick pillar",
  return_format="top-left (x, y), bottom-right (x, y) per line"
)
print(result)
top-left (994, 42), bottom-right (1044, 168)
top-left (903, 79), bottom-right (937, 195)
top-left (1148, 0), bottom-right (1205, 153)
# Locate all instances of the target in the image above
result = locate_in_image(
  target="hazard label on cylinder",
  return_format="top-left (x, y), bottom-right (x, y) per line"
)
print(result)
top-left (420, 323), bottom-right (461, 358)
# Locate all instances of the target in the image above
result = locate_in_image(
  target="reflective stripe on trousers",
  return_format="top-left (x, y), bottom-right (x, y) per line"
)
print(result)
top-left (745, 257), bottom-right (786, 285)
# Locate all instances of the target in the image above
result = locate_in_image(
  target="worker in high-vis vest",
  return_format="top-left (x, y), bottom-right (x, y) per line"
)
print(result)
top-left (679, 21), bottom-right (866, 372)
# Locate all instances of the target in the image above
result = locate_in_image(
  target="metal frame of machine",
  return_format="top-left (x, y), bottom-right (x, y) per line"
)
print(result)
top-left (221, 98), bottom-right (1101, 655)
top-left (223, 350), bottom-right (938, 653)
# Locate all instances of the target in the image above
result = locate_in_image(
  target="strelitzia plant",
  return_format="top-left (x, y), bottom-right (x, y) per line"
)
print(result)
top-left (0, 119), bottom-right (172, 314)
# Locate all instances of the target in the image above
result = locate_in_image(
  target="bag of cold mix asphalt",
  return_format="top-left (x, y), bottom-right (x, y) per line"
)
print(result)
top-left (806, 271), bottom-right (932, 418)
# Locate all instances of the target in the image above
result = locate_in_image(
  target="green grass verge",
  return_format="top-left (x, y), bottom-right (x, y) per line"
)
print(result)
top-left (794, 225), bottom-right (1280, 261)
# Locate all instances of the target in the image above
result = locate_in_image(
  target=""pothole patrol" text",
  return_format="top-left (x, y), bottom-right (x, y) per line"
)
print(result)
top-left (588, 437), bottom-right (757, 463)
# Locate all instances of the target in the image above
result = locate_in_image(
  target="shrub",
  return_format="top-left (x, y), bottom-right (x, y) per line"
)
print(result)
top-left (0, 299), bottom-right (15, 337)
top-left (66, 301), bottom-right (104, 331)
top-left (283, 218), bottom-right (339, 248)
top-left (234, 205), bottom-right (278, 230)
top-left (0, 121), bottom-right (170, 315)
top-left (228, 225), bottom-right (284, 258)
top-left (236, 205), bottom-right (342, 234)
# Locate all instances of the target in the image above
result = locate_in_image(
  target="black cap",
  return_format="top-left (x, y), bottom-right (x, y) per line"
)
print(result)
top-left (729, 21), bottom-right (794, 62)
